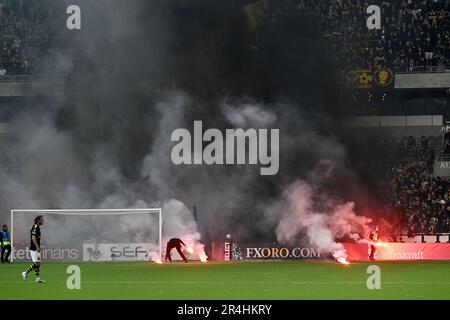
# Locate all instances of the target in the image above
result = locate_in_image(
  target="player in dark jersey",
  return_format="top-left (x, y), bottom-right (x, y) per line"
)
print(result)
top-left (165, 238), bottom-right (188, 263)
top-left (22, 215), bottom-right (45, 283)
top-left (368, 226), bottom-right (379, 261)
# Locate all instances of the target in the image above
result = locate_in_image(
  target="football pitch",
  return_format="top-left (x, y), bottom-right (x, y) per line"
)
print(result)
top-left (1, 260), bottom-right (450, 299)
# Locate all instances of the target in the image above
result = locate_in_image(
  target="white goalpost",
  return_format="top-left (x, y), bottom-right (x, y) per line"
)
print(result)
top-left (10, 208), bottom-right (162, 263)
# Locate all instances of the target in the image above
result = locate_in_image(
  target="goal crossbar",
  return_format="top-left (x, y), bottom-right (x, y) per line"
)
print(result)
top-left (10, 208), bottom-right (162, 263)
top-left (11, 208), bottom-right (161, 214)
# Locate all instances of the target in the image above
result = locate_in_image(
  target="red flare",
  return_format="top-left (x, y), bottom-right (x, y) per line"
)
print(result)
top-left (374, 241), bottom-right (388, 247)
top-left (337, 257), bottom-right (350, 265)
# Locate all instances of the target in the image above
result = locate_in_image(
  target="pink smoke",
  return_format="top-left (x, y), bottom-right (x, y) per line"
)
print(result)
top-left (276, 180), bottom-right (372, 262)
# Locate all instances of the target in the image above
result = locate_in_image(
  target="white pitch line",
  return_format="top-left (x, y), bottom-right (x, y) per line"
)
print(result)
top-left (2, 280), bottom-right (450, 285)
top-left (80, 281), bottom-right (450, 285)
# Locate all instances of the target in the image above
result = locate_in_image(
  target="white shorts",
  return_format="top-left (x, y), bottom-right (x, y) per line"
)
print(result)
top-left (30, 250), bottom-right (41, 263)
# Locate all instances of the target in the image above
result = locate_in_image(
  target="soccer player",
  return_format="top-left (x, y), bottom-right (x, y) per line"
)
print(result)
top-left (1, 224), bottom-right (11, 263)
top-left (22, 215), bottom-right (45, 283)
top-left (165, 238), bottom-right (188, 263)
top-left (368, 226), bottom-right (379, 261)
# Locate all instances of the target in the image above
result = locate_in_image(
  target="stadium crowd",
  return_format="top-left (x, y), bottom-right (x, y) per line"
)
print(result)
top-left (390, 161), bottom-right (450, 235)
top-left (0, 0), bottom-right (448, 75)
top-left (387, 134), bottom-right (450, 235)
top-left (253, 0), bottom-right (450, 71)
top-left (0, 0), bottom-right (63, 76)
top-left (349, 134), bottom-right (450, 235)
top-left (0, 0), bottom-right (449, 239)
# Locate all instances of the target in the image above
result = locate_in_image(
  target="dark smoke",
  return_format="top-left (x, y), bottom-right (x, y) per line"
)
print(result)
top-left (0, 0), bottom-right (383, 253)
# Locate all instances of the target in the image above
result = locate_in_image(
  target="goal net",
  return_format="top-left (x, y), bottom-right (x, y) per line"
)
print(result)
top-left (10, 208), bottom-right (162, 263)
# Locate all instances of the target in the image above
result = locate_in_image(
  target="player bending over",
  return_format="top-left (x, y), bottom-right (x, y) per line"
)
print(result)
top-left (165, 238), bottom-right (188, 263)
top-left (22, 215), bottom-right (45, 283)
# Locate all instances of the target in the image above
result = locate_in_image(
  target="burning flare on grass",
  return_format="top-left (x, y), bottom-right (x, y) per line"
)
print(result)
top-left (332, 243), bottom-right (350, 265)
top-left (337, 257), bottom-right (350, 265)
top-left (149, 251), bottom-right (163, 264)
top-left (193, 243), bottom-right (208, 263)
top-left (199, 252), bottom-right (208, 263)
top-left (182, 237), bottom-right (208, 262)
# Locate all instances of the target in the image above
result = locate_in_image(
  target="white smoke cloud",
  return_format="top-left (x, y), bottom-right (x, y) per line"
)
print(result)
top-left (222, 101), bottom-right (277, 128)
top-left (276, 179), bottom-right (372, 261)
top-left (3, 91), bottom-right (208, 261)
top-left (0, 0), bottom-right (375, 264)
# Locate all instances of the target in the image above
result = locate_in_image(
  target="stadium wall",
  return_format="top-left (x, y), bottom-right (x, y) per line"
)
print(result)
top-left (433, 160), bottom-right (450, 177)
top-left (0, 80), bottom-right (64, 97)
top-left (339, 115), bottom-right (443, 138)
top-left (395, 72), bottom-right (450, 89)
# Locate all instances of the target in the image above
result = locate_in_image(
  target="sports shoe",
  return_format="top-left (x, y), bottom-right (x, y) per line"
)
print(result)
top-left (22, 272), bottom-right (28, 281)
top-left (35, 278), bottom-right (46, 283)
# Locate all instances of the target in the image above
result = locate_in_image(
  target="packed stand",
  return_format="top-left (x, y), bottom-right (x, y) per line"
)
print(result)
top-left (390, 161), bottom-right (450, 234)
top-left (348, 135), bottom-right (449, 235)
top-left (252, 0), bottom-right (450, 71)
top-left (0, 0), bottom-right (65, 76)
top-left (388, 134), bottom-right (450, 235)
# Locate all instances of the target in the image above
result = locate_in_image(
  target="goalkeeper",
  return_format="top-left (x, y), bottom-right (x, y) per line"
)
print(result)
top-left (165, 238), bottom-right (188, 263)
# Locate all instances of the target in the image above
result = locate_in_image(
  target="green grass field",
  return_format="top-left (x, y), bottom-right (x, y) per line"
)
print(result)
top-left (1, 260), bottom-right (450, 299)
